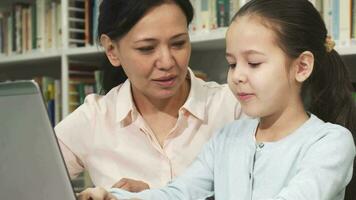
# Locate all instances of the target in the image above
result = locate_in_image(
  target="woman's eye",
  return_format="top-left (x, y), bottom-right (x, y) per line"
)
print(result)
top-left (172, 41), bottom-right (186, 48)
top-left (137, 46), bottom-right (154, 52)
top-left (228, 63), bottom-right (236, 69)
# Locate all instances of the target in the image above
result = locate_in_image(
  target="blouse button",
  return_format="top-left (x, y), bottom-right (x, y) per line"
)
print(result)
top-left (258, 143), bottom-right (264, 148)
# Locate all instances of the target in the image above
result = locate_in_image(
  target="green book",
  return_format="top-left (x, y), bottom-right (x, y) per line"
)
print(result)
top-left (31, 4), bottom-right (37, 49)
top-left (77, 82), bottom-right (85, 105)
top-left (217, 0), bottom-right (230, 27)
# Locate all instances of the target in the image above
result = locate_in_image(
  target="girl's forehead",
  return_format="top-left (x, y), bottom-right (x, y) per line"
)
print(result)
top-left (226, 16), bottom-right (288, 59)
top-left (228, 18), bottom-right (274, 42)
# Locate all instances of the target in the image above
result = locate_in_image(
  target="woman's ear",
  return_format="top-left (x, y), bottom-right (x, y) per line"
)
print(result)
top-left (100, 34), bottom-right (121, 67)
top-left (294, 51), bottom-right (314, 83)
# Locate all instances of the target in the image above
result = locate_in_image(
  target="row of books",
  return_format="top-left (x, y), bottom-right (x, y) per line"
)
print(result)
top-left (0, 0), bottom-right (101, 55)
top-left (68, 67), bottom-right (103, 112)
top-left (189, 0), bottom-right (356, 45)
top-left (0, 0), bottom-right (62, 56)
top-left (1, 0), bottom-right (355, 56)
top-left (33, 68), bottom-right (103, 126)
top-left (311, 0), bottom-right (356, 46)
top-left (189, 0), bottom-right (249, 33)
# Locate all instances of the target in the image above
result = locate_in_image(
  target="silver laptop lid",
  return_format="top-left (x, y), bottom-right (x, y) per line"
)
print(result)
top-left (0, 81), bottom-right (76, 200)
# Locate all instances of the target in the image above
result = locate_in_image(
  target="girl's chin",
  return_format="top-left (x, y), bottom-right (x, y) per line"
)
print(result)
top-left (241, 108), bottom-right (263, 118)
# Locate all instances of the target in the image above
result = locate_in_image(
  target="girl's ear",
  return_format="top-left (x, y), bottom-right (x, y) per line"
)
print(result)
top-left (100, 34), bottom-right (121, 67)
top-left (294, 51), bottom-right (314, 83)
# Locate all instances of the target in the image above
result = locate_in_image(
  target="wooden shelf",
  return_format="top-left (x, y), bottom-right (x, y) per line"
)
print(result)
top-left (336, 41), bottom-right (356, 55)
top-left (66, 46), bottom-right (103, 56)
top-left (0, 50), bottom-right (61, 65)
top-left (190, 28), bottom-right (227, 50)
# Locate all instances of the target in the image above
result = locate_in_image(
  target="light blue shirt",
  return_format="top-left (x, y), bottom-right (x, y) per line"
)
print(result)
top-left (110, 114), bottom-right (355, 200)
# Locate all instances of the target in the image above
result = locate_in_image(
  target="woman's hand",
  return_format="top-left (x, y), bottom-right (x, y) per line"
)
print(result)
top-left (77, 187), bottom-right (117, 200)
top-left (112, 178), bottom-right (150, 192)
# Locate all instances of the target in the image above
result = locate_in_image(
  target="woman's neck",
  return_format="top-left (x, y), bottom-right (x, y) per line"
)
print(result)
top-left (131, 79), bottom-right (190, 146)
top-left (132, 79), bottom-right (190, 118)
top-left (256, 101), bottom-right (309, 143)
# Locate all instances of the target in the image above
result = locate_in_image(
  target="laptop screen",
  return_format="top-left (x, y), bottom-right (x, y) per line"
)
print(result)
top-left (0, 81), bottom-right (77, 200)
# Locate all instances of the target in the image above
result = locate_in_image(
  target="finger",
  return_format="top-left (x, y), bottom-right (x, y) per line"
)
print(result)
top-left (77, 192), bottom-right (91, 200)
top-left (118, 182), bottom-right (131, 191)
top-left (112, 178), bottom-right (128, 188)
top-left (77, 188), bottom-right (93, 200)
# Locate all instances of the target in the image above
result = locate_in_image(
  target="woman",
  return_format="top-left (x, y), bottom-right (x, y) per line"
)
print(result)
top-left (55, 0), bottom-right (241, 192)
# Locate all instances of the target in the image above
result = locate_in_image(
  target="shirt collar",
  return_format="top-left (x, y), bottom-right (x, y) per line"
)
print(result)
top-left (114, 68), bottom-right (208, 125)
top-left (115, 80), bottom-right (137, 125)
top-left (181, 68), bottom-right (208, 121)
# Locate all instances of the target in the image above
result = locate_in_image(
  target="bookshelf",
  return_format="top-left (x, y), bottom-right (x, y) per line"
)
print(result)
top-left (0, 0), bottom-right (355, 193)
top-left (0, 0), bottom-right (355, 119)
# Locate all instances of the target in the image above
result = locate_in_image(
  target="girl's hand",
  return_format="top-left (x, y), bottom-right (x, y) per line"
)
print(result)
top-left (112, 178), bottom-right (150, 192)
top-left (77, 187), bottom-right (117, 200)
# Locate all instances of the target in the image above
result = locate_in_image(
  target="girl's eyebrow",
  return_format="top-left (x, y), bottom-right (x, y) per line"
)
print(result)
top-left (225, 52), bottom-right (235, 58)
top-left (225, 50), bottom-right (265, 58)
top-left (242, 49), bottom-right (266, 56)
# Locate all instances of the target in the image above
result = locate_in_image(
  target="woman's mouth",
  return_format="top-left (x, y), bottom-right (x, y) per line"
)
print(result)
top-left (152, 76), bottom-right (177, 87)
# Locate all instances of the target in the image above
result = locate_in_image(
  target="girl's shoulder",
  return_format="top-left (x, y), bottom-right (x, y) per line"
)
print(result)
top-left (309, 114), bottom-right (353, 139)
top-left (304, 114), bottom-right (355, 152)
top-left (215, 116), bottom-right (258, 140)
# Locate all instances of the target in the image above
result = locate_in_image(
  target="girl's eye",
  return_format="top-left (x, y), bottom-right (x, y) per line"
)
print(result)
top-left (228, 63), bottom-right (237, 69)
top-left (248, 63), bottom-right (261, 67)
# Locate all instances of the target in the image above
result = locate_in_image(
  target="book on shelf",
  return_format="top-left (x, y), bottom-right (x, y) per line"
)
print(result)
top-left (33, 76), bottom-right (61, 126)
top-left (217, 0), bottom-right (228, 28)
top-left (322, 0), bottom-right (356, 45)
top-left (92, 0), bottom-right (101, 44)
top-left (68, 65), bottom-right (103, 112)
top-left (352, 0), bottom-right (356, 40)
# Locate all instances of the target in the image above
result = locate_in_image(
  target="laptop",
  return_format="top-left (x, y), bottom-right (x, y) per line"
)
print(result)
top-left (0, 81), bottom-right (77, 200)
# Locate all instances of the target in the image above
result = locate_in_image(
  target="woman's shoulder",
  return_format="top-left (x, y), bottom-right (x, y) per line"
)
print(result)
top-left (194, 78), bottom-right (238, 105)
top-left (78, 83), bottom-right (125, 116)
top-left (195, 78), bottom-right (230, 93)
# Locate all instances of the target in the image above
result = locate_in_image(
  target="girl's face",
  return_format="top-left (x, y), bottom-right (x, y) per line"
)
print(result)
top-left (108, 3), bottom-right (191, 100)
top-left (226, 16), bottom-right (300, 118)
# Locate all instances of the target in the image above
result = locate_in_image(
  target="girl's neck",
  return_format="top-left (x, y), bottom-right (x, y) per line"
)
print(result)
top-left (256, 102), bottom-right (309, 143)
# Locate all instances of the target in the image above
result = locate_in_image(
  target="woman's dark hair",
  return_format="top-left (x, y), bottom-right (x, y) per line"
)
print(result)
top-left (233, 1), bottom-right (356, 197)
top-left (233, 0), bottom-right (356, 135)
top-left (97, 0), bottom-right (194, 94)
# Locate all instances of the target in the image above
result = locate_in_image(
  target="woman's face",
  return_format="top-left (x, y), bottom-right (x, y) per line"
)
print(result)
top-left (109, 3), bottom-right (191, 100)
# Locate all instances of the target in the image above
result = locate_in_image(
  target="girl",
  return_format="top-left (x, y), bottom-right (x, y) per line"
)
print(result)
top-left (78, 0), bottom-right (356, 199)
top-left (55, 0), bottom-right (241, 192)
